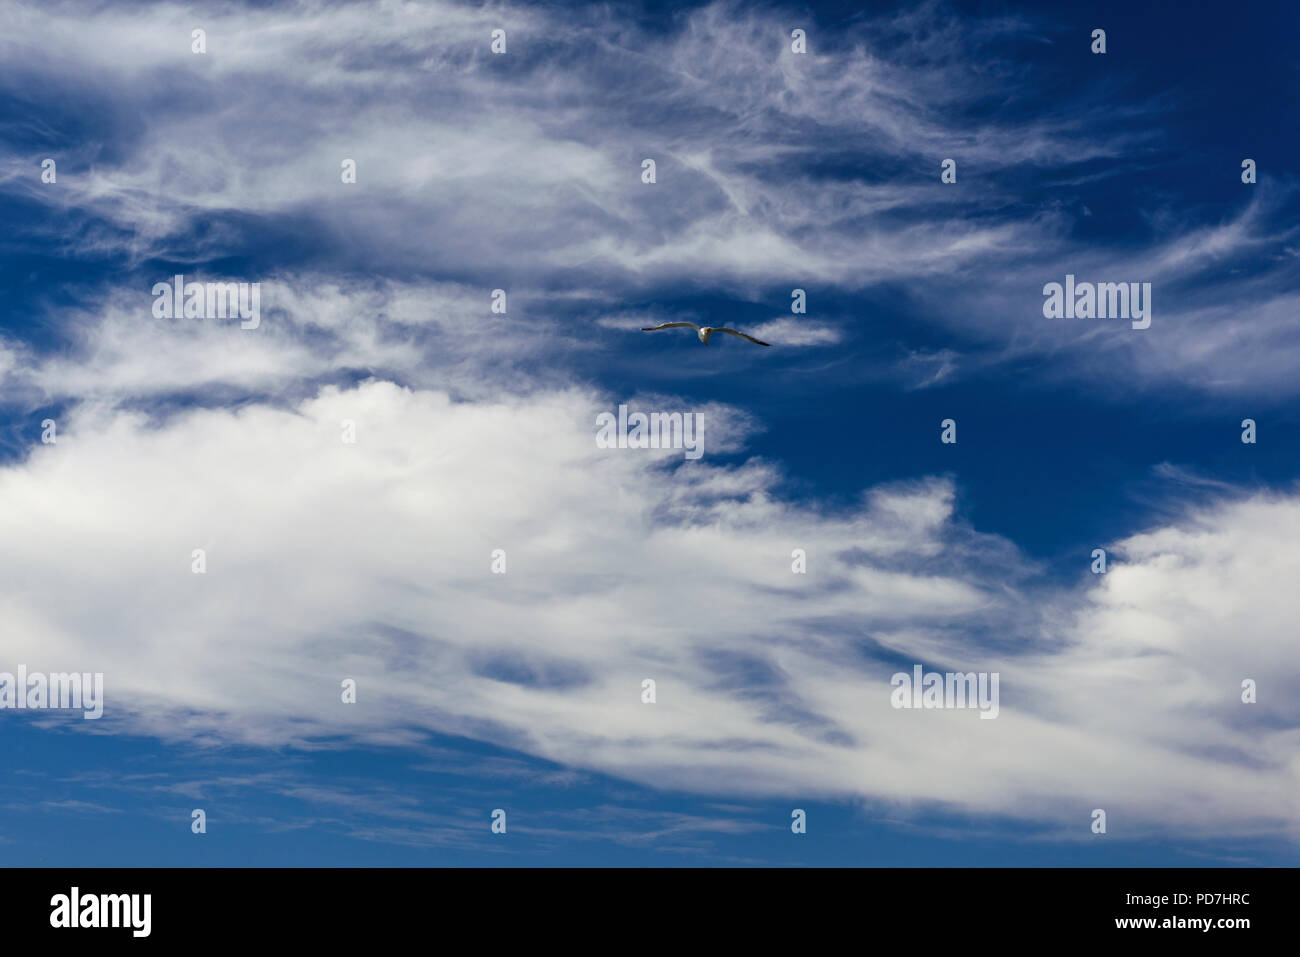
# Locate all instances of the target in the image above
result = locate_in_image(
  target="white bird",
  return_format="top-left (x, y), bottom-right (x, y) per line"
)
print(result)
top-left (640, 321), bottom-right (771, 347)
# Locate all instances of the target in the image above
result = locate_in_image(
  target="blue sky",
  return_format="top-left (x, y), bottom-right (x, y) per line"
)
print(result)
top-left (1, 0), bottom-right (1298, 866)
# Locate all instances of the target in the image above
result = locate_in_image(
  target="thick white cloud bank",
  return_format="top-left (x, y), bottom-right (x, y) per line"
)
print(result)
top-left (1, 376), bottom-right (1297, 840)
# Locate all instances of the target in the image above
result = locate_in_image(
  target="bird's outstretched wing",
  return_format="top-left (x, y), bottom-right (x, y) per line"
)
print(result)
top-left (713, 327), bottom-right (771, 346)
top-left (641, 322), bottom-right (700, 332)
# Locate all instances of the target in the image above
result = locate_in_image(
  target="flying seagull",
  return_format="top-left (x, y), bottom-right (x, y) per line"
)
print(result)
top-left (640, 322), bottom-right (771, 347)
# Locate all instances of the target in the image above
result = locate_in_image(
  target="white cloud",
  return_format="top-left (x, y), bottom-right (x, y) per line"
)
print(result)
top-left (0, 0), bottom-right (1135, 287)
top-left (0, 378), bottom-right (1296, 838)
top-left (7, 0), bottom-right (1295, 398)
top-left (743, 319), bottom-right (840, 347)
